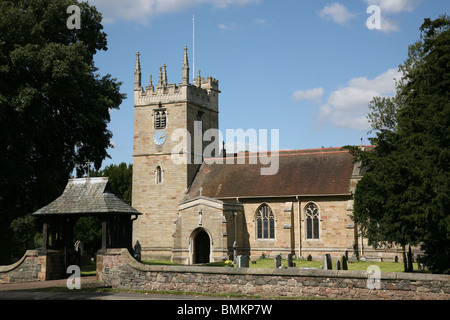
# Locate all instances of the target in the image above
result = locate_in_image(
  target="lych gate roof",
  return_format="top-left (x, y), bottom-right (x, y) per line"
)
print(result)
top-left (186, 147), bottom-right (359, 200)
top-left (32, 177), bottom-right (141, 216)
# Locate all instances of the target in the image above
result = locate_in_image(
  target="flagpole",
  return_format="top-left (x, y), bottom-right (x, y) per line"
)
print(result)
top-left (193, 15), bottom-right (195, 82)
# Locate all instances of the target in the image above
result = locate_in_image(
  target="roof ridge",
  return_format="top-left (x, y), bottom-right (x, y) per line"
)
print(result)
top-left (204, 146), bottom-right (363, 161)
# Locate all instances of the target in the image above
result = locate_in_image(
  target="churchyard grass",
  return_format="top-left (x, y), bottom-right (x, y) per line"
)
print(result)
top-left (142, 260), bottom-right (180, 266)
top-left (137, 258), bottom-right (418, 272)
top-left (81, 262), bottom-right (97, 276)
top-left (251, 258), bottom-right (417, 272)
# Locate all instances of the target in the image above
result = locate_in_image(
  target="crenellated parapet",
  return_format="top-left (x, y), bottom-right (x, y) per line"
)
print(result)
top-left (134, 47), bottom-right (219, 112)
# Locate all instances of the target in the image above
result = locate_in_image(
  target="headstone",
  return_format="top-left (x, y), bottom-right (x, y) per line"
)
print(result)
top-left (134, 240), bottom-right (141, 262)
top-left (74, 240), bottom-right (84, 255)
top-left (237, 255), bottom-right (249, 268)
top-left (394, 255), bottom-right (399, 263)
top-left (322, 254), bottom-right (332, 270)
top-left (335, 260), bottom-right (341, 270)
top-left (307, 254), bottom-right (312, 261)
top-left (288, 254), bottom-right (294, 267)
top-left (407, 245), bottom-right (413, 272)
top-left (341, 255), bottom-right (348, 270)
top-left (274, 255), bottom-right (282, 268)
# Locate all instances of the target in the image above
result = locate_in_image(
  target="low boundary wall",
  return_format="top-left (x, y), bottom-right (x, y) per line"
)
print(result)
top-left (0, 250), bottom-right (41, 284)
top-left (97, 249), bottom-right (450, 300)
top-left (0, 249), bottom-right (70, 283)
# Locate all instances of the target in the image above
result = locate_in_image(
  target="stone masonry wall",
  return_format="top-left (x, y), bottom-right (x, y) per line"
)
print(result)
top-left (97, 249), bottom-right (450, 300)
top-left (0, 250), bottom-right (41, 284)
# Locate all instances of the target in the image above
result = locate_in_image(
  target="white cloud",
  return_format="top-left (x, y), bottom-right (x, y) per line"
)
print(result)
top-left (380, 18), bottom-right (401, 33)
top-left (253, 18), bottom-right (269, 26)
top-left (218, 22), bottom-right (237, 30)
top-left (319, 3), bottom-right (356, 26)
top-left (89, 0), bottom-right (260, 25)
top-left (293, 69), bottom-right (401, 130)
top-left (365, 0), bottom-right (421, 33)
top-left (365, 0), bottom-right (421, 14)
top-left (292, 87), bottom-right (324, 104)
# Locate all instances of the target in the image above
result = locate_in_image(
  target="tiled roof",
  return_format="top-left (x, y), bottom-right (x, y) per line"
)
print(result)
top-left (32, 177), bottom-right (141, 216)
top-left (186, 147), bottom-right (358, 200)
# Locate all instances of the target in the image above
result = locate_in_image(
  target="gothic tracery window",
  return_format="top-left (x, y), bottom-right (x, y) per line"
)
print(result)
top-left (256, 204), bottom-right (275, 240)
top-left (305, 202), bottom-right (320, 239)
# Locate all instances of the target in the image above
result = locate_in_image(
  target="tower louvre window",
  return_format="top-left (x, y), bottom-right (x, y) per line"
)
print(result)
top-left (154, 109), bottom-right (167, 129)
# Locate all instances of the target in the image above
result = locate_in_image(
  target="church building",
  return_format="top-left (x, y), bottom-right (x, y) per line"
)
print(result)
top-left (131, 47), bottom-right (386, 264)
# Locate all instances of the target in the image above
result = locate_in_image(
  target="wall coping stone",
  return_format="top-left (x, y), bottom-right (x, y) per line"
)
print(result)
top-left (101, 248), bottom-right (450, 282)
top-left (0, 250), bottom-right (39, 273)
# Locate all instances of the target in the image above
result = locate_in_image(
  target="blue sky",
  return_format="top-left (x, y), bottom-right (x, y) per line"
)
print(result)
top-left (87, 0), bottom-right (448, 168)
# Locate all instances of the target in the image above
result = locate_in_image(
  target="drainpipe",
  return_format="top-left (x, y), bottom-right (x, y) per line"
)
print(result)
top-left (296, 196), bottom-right (302, 258)
top-left (233, 211), bottom-right (237, 263)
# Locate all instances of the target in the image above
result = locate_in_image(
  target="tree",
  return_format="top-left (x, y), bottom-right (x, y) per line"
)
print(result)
top-left (0, 0), bottom-right (125, 263)
top-left (72, 163), bottom-right (133, 255)
top-left (92, 163), bottom-right (133, 205)
top-left (348, 15), bottom-right (450, 273)
top-left (367, 41), bottom-right (424, 134)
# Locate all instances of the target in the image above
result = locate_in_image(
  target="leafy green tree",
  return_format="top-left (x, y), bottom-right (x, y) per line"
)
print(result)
top-left (73, 216), bottom-right (102, 257)
top-left (348, 15), bottom-right (450, 273)
top-left (367, 41), bottom-right (424, 134)
top-left (72, 163), bottom-right (133, 255)
top-left (9, 215), bottom-right (40, 258)
top-left (0, 0), bottom-right (125, 263)
top-left (92, 163), bottom-right (133, 206)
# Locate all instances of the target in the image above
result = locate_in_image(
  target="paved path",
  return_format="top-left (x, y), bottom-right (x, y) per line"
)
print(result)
top-left (0, 277), bottom-right (234, 300)
top-left (0, 276), bottom-right (100, 291)
top-left (0, 290), bottom-right (225, 300)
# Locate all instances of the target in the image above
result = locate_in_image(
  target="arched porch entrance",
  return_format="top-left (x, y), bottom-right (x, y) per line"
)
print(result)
top-left (191, 228), bottom-right (211, 264)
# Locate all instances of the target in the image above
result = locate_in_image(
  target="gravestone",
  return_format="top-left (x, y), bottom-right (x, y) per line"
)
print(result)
top-left (75, 240), bottom-right (84, 255)
top-left (341, 255), bottom-right (348, 270)
top-left (335, 260), bottom-right (341, 270)
top-left (288, 254), bottom-right (294, 267)
top-left (237, 255), bottom-right (249, 268)
top-left (307, 254), bottom-right (312, 261)
top-left (274, 255), bottom-right (282, 268)
top-left (134, 240), bottom-right (142, 262)
top-left (322, 254), bottom-right (332, 270)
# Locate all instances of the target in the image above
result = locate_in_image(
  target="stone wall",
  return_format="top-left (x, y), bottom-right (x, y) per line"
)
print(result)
top-left (0, 250), bottom-right (41, 284)
top-left (97, 249), bottom-right (450, 300)
top-left (0, 249), bottom-right (72, 283)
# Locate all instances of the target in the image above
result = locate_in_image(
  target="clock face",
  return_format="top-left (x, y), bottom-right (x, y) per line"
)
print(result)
top-left (153, 130), bottom-right (167, 146)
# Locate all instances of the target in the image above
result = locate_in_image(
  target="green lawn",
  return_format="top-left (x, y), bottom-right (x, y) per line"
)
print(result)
top-left (250, 258), bottom-right (416, 273)
top-left (105, 258), bottom-right (417, 273)
top-left (141, 260), bottom-right (180, 266)
top-left (81, 262), bottom-right (97, 276)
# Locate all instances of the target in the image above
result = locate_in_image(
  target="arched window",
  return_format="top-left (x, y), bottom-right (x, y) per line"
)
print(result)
top-left (305, 202), bottom-right (319, 239)
top-left (256, 204), bottom-right (275, 239)
top-left (155, 166), bottom-right (163, 184)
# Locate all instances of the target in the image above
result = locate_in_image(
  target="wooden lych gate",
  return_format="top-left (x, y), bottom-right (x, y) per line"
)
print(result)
top-left (32, 177), bottom-right (141, 280)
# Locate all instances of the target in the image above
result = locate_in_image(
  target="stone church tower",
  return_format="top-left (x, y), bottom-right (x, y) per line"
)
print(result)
top-left (132, 47), bottom-right (220, 261)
